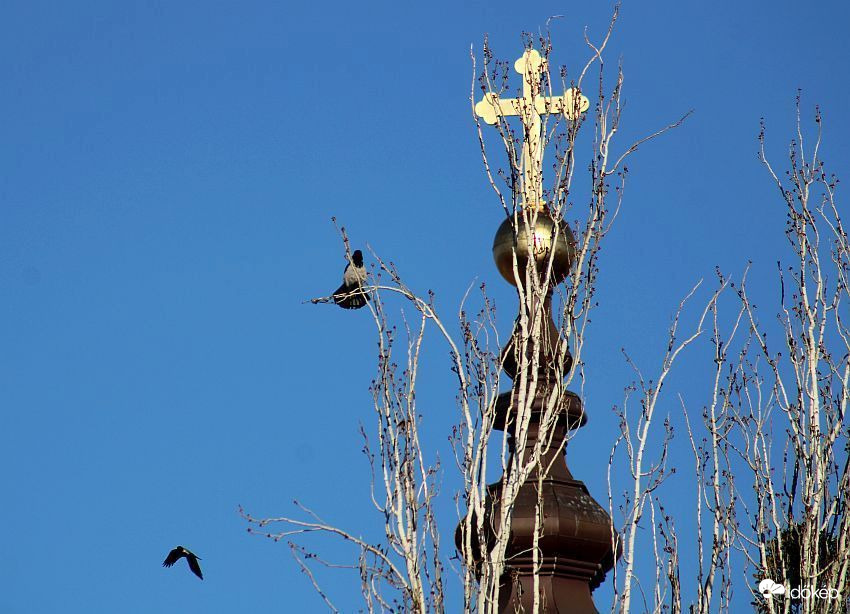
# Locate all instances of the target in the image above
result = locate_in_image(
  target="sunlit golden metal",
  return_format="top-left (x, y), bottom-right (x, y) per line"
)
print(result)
top-left (492, 211), bottom-right (575, 286)
top-left (475, 48), bottom-right (589, 209)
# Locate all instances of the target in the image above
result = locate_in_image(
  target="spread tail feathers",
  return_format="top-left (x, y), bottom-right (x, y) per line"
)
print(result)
top-left (333, 284), bottom-right (369, 309)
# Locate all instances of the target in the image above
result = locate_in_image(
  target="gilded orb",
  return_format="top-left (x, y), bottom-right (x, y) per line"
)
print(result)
top-left (492, 211), bottom-right (576, 286)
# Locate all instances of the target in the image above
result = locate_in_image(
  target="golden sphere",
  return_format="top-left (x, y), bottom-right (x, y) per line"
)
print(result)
top-left (492, 211), bottom-right (576, 286)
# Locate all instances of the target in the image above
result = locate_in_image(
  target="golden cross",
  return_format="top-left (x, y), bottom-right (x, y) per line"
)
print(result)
top-left (475, 49), bottom-right (589, 210)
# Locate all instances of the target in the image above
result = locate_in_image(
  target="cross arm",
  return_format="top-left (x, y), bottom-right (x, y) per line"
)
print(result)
top-left (474, 93), bottom-right (524, 125)
top-left (537, 88), bottom-right (590, 120)
top-left (475, 88), bottom-right (590, 125)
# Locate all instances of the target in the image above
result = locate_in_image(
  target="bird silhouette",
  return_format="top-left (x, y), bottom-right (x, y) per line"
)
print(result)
top-left (333, 249), bottom-right (369, 309)
top-left (162, 546), bottom-right (203, 580)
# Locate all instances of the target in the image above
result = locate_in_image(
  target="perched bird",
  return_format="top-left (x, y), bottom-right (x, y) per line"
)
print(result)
top-left (162, 546), bottom-right (203, 580)
top-left (333, 249), bottom-right (369, 309)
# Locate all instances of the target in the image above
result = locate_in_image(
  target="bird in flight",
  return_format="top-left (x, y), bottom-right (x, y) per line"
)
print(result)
top-left (333, 249), bottom-right (369, 309)
top-left (162, 546), bottom-right (203, 580)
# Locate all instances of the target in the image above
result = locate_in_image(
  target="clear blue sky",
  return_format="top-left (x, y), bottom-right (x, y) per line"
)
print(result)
top-left (2, 1), bottom-right (848, 612)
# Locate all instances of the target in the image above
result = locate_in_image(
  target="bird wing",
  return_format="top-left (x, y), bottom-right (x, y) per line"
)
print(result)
top-left (333, 282), bottom-right (352, 307)
top-left (186, 554), bottom-right (204, 580)
top-left (163, 548), bottom-right (182, 567)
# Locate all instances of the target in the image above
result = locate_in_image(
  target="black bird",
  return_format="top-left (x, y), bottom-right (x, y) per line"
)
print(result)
top-left (333, 249), bottom-right (369, 309)
top-left (162, 546), bottom-right (203, 580)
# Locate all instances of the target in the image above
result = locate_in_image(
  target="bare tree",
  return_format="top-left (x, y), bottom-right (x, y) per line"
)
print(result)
top-left (242, 8), bottom-right (660, 609)
top-left (726, 99), bottom-right (849, 614)
top-left (238, 13), bottom-right (847, 614)
top-left (604, 99), bottom-right (849, 614)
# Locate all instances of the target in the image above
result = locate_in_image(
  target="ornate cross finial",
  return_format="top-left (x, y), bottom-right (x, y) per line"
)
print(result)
top-left (475, 48), bottom-right (589, 210)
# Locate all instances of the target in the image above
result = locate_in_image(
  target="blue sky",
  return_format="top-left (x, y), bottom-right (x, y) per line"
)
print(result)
top-left (2, 1), bottom-right (849, 612)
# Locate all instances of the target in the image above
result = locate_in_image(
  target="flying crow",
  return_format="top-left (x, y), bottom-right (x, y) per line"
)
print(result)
top-left (333, 249), bottom-right (368, 309)
top-left (163, 546), bottom-right (203, 580)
